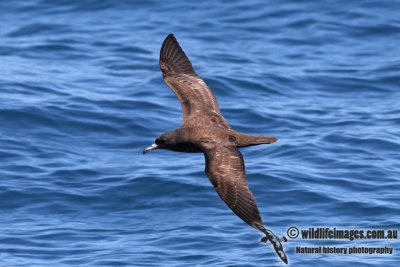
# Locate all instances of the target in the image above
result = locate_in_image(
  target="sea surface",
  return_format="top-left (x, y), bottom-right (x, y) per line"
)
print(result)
top-left (0, 1), bottom-right (399, 266)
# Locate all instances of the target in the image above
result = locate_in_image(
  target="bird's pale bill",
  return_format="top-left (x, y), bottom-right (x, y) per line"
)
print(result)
top-left (143, 143), bottom-right (158, 154)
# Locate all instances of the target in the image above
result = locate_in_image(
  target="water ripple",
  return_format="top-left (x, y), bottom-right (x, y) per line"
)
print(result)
top-left (0, 0), bottom-right (399, 266)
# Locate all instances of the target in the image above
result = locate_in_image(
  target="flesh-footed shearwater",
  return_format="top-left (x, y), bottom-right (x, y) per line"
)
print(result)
top-left (143, 34), bottom-right (288, 264)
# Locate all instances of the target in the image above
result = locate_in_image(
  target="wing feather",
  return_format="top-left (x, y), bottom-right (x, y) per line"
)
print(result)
top-left (204, 145), bottom-right (263, 228)
top-left (159, 34), bottom-right (230, 129)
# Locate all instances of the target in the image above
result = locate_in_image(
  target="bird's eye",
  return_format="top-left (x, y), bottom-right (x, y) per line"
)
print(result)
top-left (156, 138), bottom-right (167, 145)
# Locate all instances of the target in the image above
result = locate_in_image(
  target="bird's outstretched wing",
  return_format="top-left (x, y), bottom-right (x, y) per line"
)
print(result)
top-left (204, 145), bottom-right (263, 227)
top-left (159, 34), bottom-right (230, 129)
top-left (203, 145), bottom-right (288, 264)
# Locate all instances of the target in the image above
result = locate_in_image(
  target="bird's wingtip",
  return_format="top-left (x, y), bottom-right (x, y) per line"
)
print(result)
top-left (159, 33), bottom-right (195, 76)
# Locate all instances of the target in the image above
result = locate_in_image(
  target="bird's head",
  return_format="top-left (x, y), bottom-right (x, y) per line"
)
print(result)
top-left (143, 131), bottom-right (176, 154)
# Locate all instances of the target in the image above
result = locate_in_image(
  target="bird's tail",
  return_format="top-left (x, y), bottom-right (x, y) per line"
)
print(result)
top-left (253, 222), bottom-right (288, 264)
top-left (235, 133), bottom-right (278, 148)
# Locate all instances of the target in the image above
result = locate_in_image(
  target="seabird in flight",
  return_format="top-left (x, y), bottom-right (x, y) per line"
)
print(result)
top-left (143, 34), bottom-right (288, 264)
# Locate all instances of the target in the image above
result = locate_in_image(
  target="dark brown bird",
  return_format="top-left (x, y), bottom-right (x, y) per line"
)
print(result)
top-left (144, 34), bottom-right (288, 264)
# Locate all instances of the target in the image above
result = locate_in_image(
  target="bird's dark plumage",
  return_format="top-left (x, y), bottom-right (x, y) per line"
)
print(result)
top-left (144, 34), bottom-right (288, 264)
top-left (159, 34), bottom-right (229, 129)
top-left (205, 145), bottom-right (263, 226)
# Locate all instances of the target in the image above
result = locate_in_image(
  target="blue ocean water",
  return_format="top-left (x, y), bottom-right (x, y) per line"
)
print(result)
top-left (1, 0), bottom-right (399, 266)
